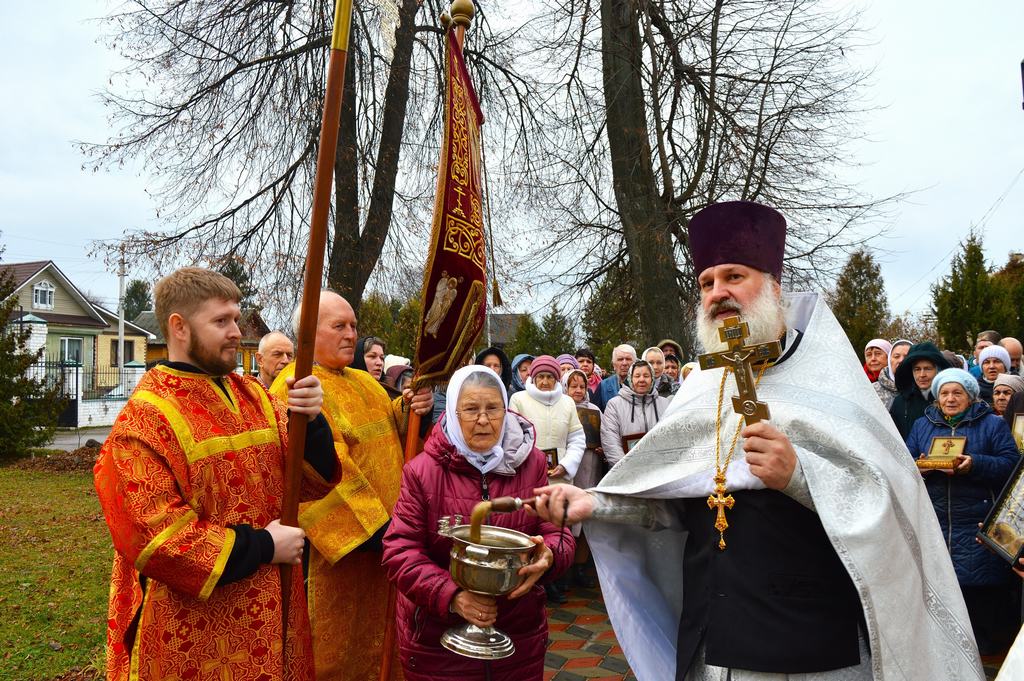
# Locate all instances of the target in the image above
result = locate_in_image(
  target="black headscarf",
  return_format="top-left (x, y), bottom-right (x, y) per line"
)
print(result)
top-left (474, 346), bottom-right (513, 389)
top-left (351, 336), bottom-right (386, 374)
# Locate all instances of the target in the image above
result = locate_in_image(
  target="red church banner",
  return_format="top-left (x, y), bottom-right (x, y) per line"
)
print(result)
top-left (413, 28), bottom-right (487, 386)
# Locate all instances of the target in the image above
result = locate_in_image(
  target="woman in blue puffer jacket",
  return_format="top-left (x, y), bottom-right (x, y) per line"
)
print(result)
top-left (905, 368), bottom-right (1020, 655)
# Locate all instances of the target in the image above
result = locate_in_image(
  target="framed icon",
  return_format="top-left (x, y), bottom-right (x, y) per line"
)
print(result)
top-left (916, 436), bottom-right (966, 470)
top-left (621, 432), bottom-right (645, 454)
top-left (1012, 414), bottom-right (1024, 453)
top-left (577, 407), bottom-right (601, 450)
top-left (978, 457), bottom-right (1024, 566)
top-left (542, 448), bottom-right (559, 469)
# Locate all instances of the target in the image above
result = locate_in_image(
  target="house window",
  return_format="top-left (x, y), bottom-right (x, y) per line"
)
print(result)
top-left (32, 280), bottom-right (55, 310)
top-left (236, 351), bottom-right (244, 368)
top-left (111, 339), bottom-right (135, 366)
top-left (250, 353), bottom-right (258, 374)
top-left (60, 337), bottom-right (84, 365)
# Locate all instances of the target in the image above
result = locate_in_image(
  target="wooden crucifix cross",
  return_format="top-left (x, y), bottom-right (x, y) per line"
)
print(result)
top-left (697, 315), bottom-right (782, 425)
top-left (942, 439), bottom-right (955, 455)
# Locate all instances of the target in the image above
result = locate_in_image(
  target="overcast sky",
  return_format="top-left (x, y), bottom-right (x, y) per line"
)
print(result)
top-left (1, 1), bottom-right (1021, 316)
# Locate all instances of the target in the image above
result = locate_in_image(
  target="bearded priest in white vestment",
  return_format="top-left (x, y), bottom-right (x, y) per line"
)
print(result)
top-left (532, 201), bottom-right (984, 681)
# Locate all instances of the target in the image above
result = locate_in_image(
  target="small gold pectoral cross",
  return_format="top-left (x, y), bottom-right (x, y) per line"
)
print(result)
top-left (698, 316), bottom-right (782, 425)
top-left (707, 472), bottom-right (735, 550)
top-left (942, 439), bottom-right (955, 455)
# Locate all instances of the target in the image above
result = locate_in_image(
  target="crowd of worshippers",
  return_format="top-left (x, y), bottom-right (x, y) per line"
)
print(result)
top-left (94, 201), bottom-right (1024, 681)
top-left (858, 332), bottom-right (1024, 658)
top-left (292, 322), bottom-right (1024, 649)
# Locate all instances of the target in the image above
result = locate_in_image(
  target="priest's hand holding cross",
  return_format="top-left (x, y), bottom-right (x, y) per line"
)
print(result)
top-left (742, 421), bottom-right (797, 490)
top-left (698, 316), bottom-right (797, 491)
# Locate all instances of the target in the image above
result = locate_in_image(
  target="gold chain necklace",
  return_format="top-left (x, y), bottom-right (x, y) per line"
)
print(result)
top-left (707, 363), bottom-right (770, 550)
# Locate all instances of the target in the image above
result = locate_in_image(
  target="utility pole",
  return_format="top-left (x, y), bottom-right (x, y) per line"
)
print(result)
top-left (117, 244), bottom-right (126, 382)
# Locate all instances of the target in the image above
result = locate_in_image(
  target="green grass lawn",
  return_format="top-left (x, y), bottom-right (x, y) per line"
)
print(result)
top-left (0, 465), bottom-right (109, 680)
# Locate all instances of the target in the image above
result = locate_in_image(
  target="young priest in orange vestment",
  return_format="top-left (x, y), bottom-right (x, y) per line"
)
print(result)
top-left (94, 268), bottom-right (340, 681)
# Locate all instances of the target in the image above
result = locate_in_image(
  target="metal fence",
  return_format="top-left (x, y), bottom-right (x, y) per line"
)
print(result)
top-left (26, 359), bottom-right (77, 427)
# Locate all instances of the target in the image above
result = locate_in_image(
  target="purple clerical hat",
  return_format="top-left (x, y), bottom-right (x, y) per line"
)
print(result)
top-left (687, 201), bottom-right (786, 281)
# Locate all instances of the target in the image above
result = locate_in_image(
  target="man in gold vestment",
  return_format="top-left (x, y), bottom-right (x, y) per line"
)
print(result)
top-left (272, 290), bottom-right (433, 680)
top-left (94, 268), bottom-right (340, 681)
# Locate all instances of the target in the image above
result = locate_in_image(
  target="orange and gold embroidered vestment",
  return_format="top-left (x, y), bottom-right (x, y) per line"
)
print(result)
top-left (271, 364), bottom-right (406, 680)
top-left (94, 364), bottom-right (332, 681)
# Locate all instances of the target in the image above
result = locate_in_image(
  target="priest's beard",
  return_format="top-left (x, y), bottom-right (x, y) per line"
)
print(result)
top-left (696, 283), bottom-right (787, 353)
top-left (187, 332), bottom-right (238, 376)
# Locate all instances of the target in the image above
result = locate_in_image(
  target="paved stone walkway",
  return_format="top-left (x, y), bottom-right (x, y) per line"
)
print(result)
top-left (544, 582), bottom-right (635, 681)
top-left (544, 580), bottom-right (1007, 681)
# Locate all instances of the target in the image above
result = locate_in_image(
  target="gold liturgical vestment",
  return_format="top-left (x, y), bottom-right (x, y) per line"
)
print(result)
top-left (272, 364), bottom-right (407, 680)
top-left (94, 364), bottom-right (332, 681)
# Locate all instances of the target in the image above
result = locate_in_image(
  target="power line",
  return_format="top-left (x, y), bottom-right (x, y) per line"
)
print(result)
top-left (893, 164), bottom-right (1024, 309)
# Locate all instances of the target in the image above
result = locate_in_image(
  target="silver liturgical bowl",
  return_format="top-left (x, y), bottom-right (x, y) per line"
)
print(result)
top-left (437, 518), bottom-right (535, 660)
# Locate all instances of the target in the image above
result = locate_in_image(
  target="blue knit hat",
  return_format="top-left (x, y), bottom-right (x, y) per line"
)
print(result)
top-left (931, 368), bottom-right (980, 401)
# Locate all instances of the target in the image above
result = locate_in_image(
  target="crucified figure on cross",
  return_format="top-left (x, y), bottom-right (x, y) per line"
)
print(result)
top-left (698, 315), bottom-right (782, 549)
top-left (698, 315), bottom-right (782, 425)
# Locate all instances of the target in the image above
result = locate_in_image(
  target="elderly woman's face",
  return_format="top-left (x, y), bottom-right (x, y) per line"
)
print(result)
top-left (631, 366), bottom-right (653, 394)
top-left (517, 360), bottom-right (532, 382)
top-left (566, 374), bottom-right (588, 404)
top-left (982, 357), bottom-right (1006, 381)
top-left (993, 386), bottom-right (1014, 415)
top-left (481, 354), bottom-right (503, 376)
top-left (534, 371), bottom-right (557, 391)
top-left (889, 344), bottom-right (909, 373)
top-left (864, 347), bottom-right (887, 373)
top-left (665, 362), bottom-right (680, 381)
top-left (457, 385), bottom-right (506, 451)
top-left (938, 383), bottom-right (970, 417)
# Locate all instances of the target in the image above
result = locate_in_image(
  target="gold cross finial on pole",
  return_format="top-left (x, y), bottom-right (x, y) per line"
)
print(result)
top-left (697, 315), bottom-right (782, 425)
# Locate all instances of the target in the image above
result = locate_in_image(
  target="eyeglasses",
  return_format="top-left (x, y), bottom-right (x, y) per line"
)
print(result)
top-left (456, 407), bottom-right (506, 422)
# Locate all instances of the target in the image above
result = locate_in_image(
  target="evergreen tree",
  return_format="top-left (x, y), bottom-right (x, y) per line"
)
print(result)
top-left (217, 258), bottom-right (257, 307)
top-left (507, 314), bottom-right (545, 358)
top-left (391, 297), bottom-right (422, 359)
top-left (931, 233), bottom-right (1000, 352)
top-left (991, 253), bottom-right (1024, 339)
top-left (581, 264), bottom-right (644, 368)
top-left (124, 279), bottom-right (152, 321)
top-left (539, 304), bottom-right (576, 356)
top-left (829, 249), bottom-right (890, 354)
top-left (355, 291), bottom-right (422, 358)
top-left (358, 292), bottom-right (397, 345)
top-left (0, 259), bottom-right (65, 458)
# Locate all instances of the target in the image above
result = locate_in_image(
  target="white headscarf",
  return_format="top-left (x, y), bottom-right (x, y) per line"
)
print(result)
top-left (443, 365), bottom-right (508, 474)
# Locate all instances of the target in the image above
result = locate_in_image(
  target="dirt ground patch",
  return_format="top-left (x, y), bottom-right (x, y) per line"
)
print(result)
top-left (9, 447), bottom-right (100, 473)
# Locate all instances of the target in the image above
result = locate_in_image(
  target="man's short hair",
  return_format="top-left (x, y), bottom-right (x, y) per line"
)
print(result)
top-left (292, 288), bottom-right (343, 337)
top-left (612, 344), bottom-right (637, 360)
top-left (664, 354), bottom-right (680, 367)
top-left (155, 268), bottom-right (241, 340)
top-left (977, 330), bottom-right (1002, 345)
top-left (575, 347), bottom-right (596, 361)
top-left (258, 330), bottom-right (292, 353)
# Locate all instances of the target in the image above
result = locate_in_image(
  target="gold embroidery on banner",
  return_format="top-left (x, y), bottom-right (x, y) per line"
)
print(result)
top-left (440, 49), bottom-right (486, 267)
top-left (442, 215), bottom-right (485, 268)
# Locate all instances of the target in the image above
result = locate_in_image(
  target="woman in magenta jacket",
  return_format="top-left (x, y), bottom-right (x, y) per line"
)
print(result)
top-left (382, 365), bottom-right (575, 680)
